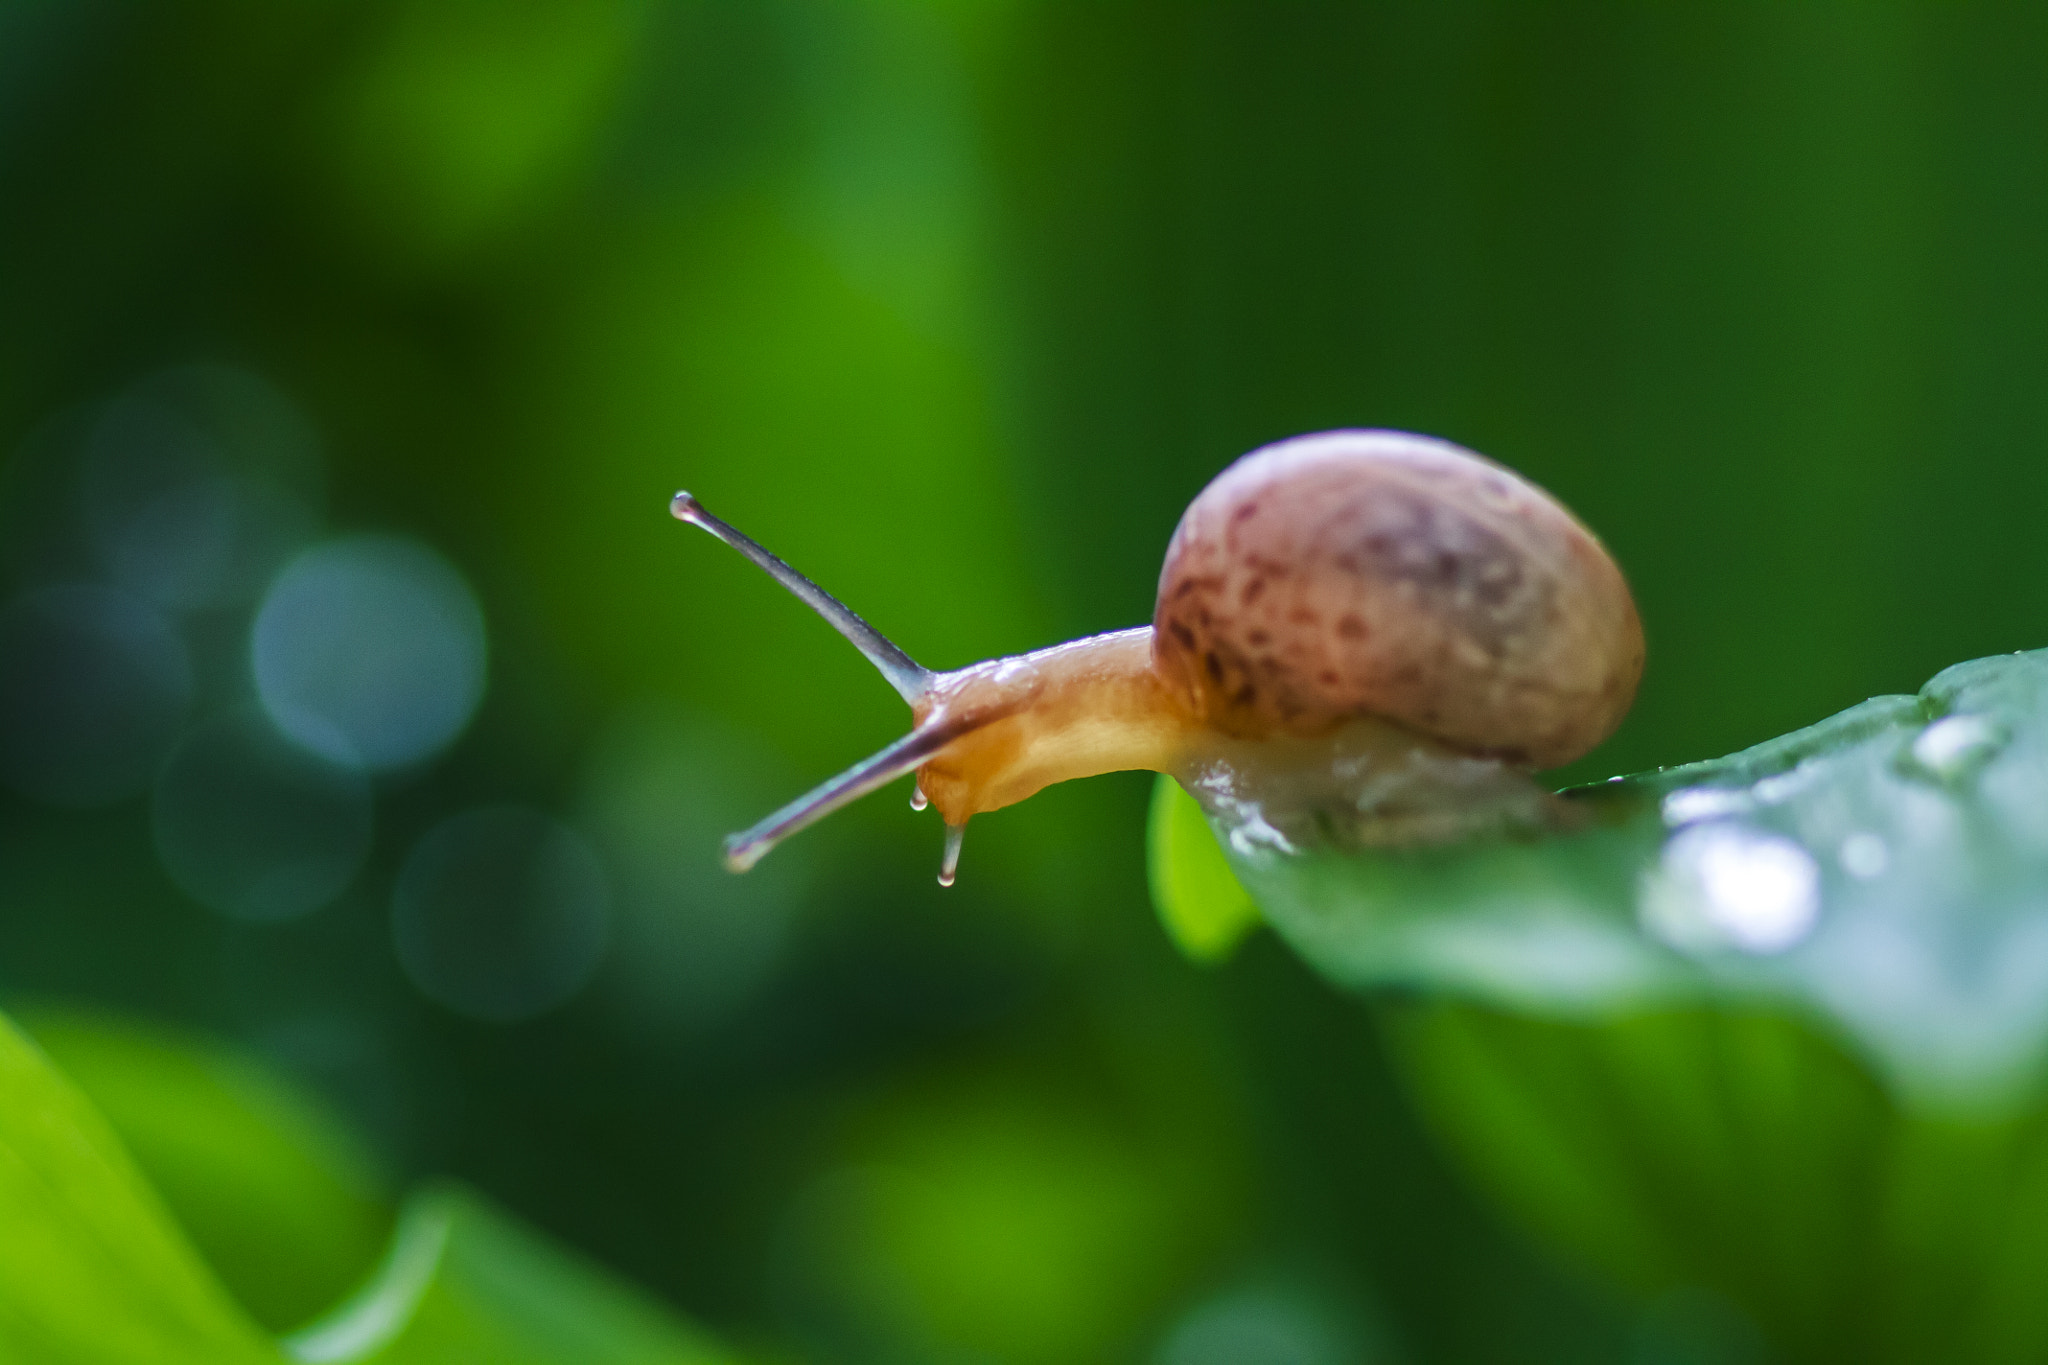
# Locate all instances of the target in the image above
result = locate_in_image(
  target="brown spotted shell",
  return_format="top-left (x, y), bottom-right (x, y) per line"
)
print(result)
top-left (1152, 430), bottom-right (1643, 769)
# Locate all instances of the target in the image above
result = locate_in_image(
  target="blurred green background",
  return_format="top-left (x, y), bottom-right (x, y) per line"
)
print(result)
top-left (4, 3), bottom-right (2047, 1362)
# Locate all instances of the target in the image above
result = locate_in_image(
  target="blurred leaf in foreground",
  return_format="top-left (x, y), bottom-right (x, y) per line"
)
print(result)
top-left (284, 1184), bottom-right (735, 1365)
top-left (0, 1008), bottom-right (273, 1364)
top-left (18, 1004), bottom-right (393, 1335)
top-left (0, 1002), bottom-right (744, 1365)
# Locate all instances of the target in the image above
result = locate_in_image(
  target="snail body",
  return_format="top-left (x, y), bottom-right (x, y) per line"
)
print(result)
top-left (673, 430), bottom-right (1642, 883)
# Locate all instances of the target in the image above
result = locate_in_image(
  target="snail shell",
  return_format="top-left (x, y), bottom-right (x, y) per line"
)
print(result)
top-left (1152, 430), bottom-right (1642, 769)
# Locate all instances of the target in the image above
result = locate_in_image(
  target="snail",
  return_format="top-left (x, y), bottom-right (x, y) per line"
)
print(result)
top-left (672, 429), bottom-right (1643, 884)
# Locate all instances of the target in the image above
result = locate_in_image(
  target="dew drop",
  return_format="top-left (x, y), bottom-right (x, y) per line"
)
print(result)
top-left (1839, 831), bottom-right (1889, 881)
top-left (1905, 714), bottom-right (2005, 786)
top-left (1645, 823), bottom-right (1821, 955)
top-left (1752, 769), bottom-right (1811, 805)
top-left (909, 785), bottom-right (928, 812)
top-left (1662, 786), bottom-right (1751, 827)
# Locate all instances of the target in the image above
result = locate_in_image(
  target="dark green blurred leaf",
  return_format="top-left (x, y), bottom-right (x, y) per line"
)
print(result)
top-left (0, 1007), bottom-right (273, 1364)
top-left (16, 1004), bottom-right (393, 1334)
top-left (311, 0), bottom-right (651, 271)
top-left (1391, 1001), bottom-right (2048, 1365)
top-left (284, 1183), bottom-right (737, 1365)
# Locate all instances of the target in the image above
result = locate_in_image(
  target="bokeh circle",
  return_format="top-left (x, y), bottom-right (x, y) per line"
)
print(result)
top-left (0, 583), bottom-right (192, 806)
top-left (252, 534), bottom-right (486, 771)
top-left (152, 708), bottom-right (373, 923)
top-left (391, 806), bottom-right (610, 1023)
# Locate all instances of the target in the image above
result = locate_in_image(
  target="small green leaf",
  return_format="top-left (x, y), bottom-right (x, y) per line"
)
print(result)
top-left (284, 1184), bottom-right (737, 1365)
top-left (1146, 774), bottom-right (1260, 963)
top-left (0, 1009), bottom-right (274, 1364)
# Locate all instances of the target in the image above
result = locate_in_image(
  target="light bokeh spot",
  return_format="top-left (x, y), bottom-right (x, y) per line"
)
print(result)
top-left (253, 535), bottom-right (486, 771)
top-left (81, 365), bottom-right (323, 611)
top-left (153, 708), bottom-right (373, 923)
top-left (391, 806), bottom-right (610, 1023)
top-left (0, 584), bottom-right (192, 806)
top-left (574, 709), bottom-right (807, 1034)
top-left (1153, 1285), bottom-right (1372, 1365)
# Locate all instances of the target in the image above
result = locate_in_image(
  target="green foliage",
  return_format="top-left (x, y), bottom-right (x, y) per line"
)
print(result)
top-left (1149, 649), bottom-right (2048, 1361)
top-left (1194, 649), bottom-right (2048, 1110)
top-left (0, 1009), bottom-right (274, 1365)
top-left (285, 1185), bottom-right (731, 1365)
top-left (18, 1005), bottom-right (392, 1334)
top-left (1391, 1002), bottom-right (2048, 1365)
top-left (0, 1005), bottom-right (739, 1365)
top-left (17, 5), bottom-right (2048, 1362)
top-left (775, 1028), bottom-right (1254, 1365)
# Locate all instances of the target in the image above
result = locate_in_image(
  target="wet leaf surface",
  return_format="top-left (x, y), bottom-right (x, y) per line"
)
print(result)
top-left (1167, 650), bottom-right (2048, 1112)
top-left (1152, 649), bottom-right (2048, 1361)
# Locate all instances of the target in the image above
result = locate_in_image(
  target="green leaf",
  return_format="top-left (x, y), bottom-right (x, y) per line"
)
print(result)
top-left (15, 1004), bottom-right (393, 1335)
top-left (1388, 1003), bottom-right (1888, 1361)
top-left (0, 1003), bottom-right (746, 1364)
top-left (284, 1184), bottom-right (737, 1365)
top-left (1150, 649), bottom-right (2048, 1361)
top-left (1146, 774), bottom-right (1261, 963)
top-left (0, 1008), bottom-right (274, 1364)
top-left (1190, 649), bottom-right (2048, 1111)
top-left (1388, 1000), bottom-right (2048, 1365)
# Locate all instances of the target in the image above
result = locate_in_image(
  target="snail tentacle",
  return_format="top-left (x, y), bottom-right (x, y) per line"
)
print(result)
top-left (672, 491), bottom-right (934, 705)
top-left (721, 711), bottom-right (984, 872)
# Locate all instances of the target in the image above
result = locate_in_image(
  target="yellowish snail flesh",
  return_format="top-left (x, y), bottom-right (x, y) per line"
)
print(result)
top-left (672, 429), bottom-right (1644, 884)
